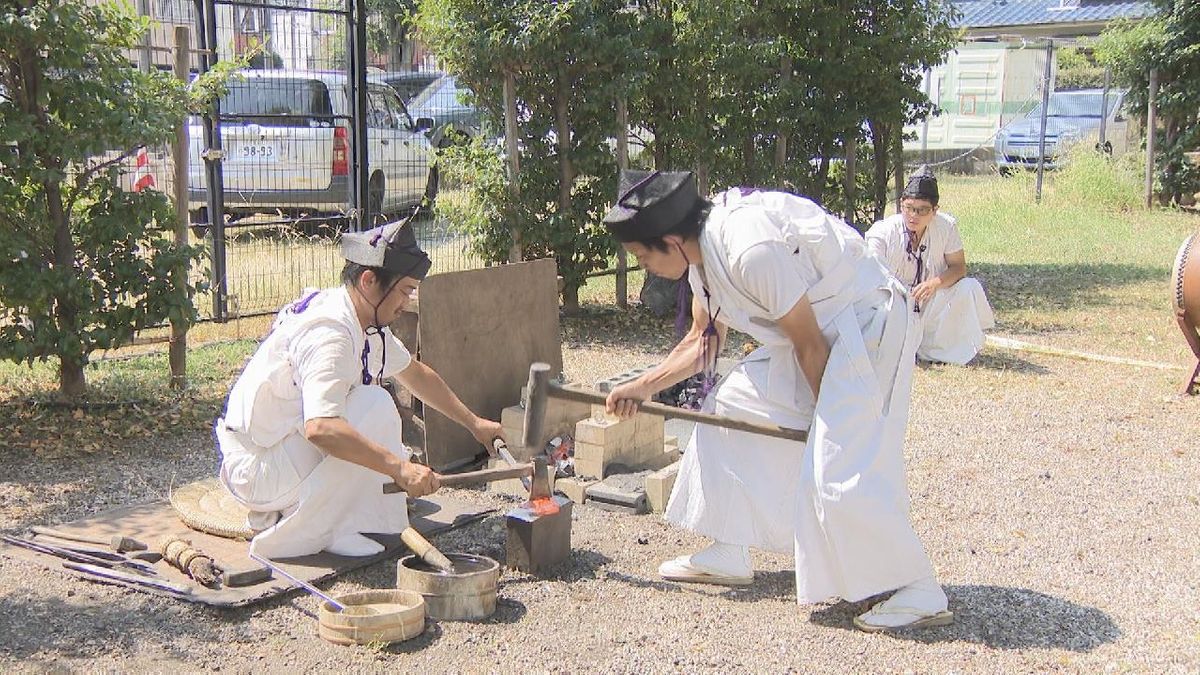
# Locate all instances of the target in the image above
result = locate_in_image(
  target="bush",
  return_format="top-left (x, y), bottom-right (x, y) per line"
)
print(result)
top-left (1049, 144), bottom-right (1144, 212)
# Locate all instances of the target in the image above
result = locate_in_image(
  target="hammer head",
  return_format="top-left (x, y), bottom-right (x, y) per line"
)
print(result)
top-left (522, 362), bottom-right (552, 450)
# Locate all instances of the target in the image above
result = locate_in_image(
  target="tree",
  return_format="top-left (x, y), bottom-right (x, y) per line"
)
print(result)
top-left (1096, 2), bottom-right (1200, 205)
top-left (0, 0), bottom-right (206, 398)
top-left (367, 0), bottom-right (418, 70)
top-left (417, 0), bottom-right (642, 313)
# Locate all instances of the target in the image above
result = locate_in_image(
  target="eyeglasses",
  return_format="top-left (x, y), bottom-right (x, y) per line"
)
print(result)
top-left (901, 204), bottom-right (933, 217)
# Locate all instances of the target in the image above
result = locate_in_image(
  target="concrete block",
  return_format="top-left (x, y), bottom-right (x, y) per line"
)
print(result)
top-left (555, 476), bottom-right (595, 504)
top-left (645, 461), bottom-right (680, 513)
top-left (664, 434), bottom-right (679, 452)
top-left (575, 417), bottom-right (637, 451)
top-left (641, 446), bottom-right (681, 472)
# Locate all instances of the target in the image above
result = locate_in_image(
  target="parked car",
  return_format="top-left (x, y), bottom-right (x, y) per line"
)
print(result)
top-left (994, 88), bottom-right (1128, 172)
top-left (379, 70), bottom-right (444, 105)
top-left (187, 70), bottom-right (437, 232)
top-left (405, 74), bottom-right (486, 148)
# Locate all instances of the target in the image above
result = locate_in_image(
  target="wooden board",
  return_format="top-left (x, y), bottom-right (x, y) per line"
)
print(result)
top-left (0, 494), bottom-right (493, 608)
top-left (417, 259), bottom-right (563, 470)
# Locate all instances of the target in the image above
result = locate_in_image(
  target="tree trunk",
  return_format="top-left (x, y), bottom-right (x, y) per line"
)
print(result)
top-left (47, 180), bottom-right (85, 399)
top-left (554, 75), bottom-right (579, 315)
top-left (869, 119), bottom-right (890, 222)
top-left (774, 54), bottom-right (792, 179)
top-left (387, 18), bottom-right (405, 71)
top-left (502, 71), bottom-right (522, 262)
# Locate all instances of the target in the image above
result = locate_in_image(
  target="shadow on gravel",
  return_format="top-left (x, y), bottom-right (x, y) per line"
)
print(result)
top-left (500, 549), bottom-right (613, 586)
top-left (382, 621), bottom-right (444, 654)
top-left (0, 593), bottom-right (234, 660)
top-left (809, 584), bottom-right (1120, 651)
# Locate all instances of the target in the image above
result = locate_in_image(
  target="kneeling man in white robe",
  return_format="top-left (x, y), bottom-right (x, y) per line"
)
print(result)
top-left (865, 166), bottom-right (994, 364)
top-left (601, 170), bottom-right (952, 632)
top-left (215, 220), bottom-right (503, 559)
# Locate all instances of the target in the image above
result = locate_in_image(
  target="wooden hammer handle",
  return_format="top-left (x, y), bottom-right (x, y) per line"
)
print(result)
top-left (382, 463), bottom-right (534, 494)
top-left (551, 382), bottom-right (809, 443)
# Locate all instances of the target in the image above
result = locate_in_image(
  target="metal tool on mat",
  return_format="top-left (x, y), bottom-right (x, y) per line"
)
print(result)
top-left (3, 535), bottom-right (156, 575)
top-left (30, 526), bottom-right (147, 553)
top-left (249, 552), bottom-right (346, 611)
top-left (62, 561), bottom-right (192, 595)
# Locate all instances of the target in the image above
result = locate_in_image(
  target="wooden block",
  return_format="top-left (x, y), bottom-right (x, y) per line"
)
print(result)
top-left (664, 435), bottom-right (679, 452)
top-left (555, 476), bottom-right (595, 504)
top-left (645, 461), bottom-right (680, 513)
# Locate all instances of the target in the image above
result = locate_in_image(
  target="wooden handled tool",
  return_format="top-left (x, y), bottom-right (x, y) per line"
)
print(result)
top-left (521, 362), bottom-right (809, 445)
top-left (382, 463), bottom-right (534, 494)
top-left (399, 526), bottom-right (454, 573)
top-left (31, 526), bottom-right (147, 553)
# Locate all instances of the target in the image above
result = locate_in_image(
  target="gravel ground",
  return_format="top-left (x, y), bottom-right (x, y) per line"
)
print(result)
top-left (2, 338), bottom-right (1199, 673)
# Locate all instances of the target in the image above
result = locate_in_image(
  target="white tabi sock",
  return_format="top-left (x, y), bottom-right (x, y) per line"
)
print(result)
top-left (859, 576), bottom-right (948, 628)
top-left (325, 532), bottom-right (385, 557)
top-left (687, 541), bottom-right (752, 577)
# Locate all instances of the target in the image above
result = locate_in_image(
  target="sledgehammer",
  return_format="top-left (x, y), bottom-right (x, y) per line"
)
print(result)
top-left (522, 362), bottom-right (809, 445)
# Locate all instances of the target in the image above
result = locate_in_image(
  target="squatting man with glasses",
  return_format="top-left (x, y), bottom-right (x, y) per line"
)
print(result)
top-left (214, 220), bottom-right (503, 559)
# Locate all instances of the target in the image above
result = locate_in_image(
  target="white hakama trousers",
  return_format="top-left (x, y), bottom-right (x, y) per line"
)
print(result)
top-left (664, 289), bottom-right (937, 604)
top-left (916, 277), bottom-right (994, 365)
top-left (217, 386), bottom-right (411, 559)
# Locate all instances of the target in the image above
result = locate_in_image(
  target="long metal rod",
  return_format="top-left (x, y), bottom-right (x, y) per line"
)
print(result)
top-left (1146, 68), bottom-right (1158, 209)
top-left (212, 0), bottom-right (348, 16)
top-left (1098, 66), bottom-right (1111, 150)
top-left (349, 0), bottom-right (370, 230)
top-left (249, 552), bottom-right (346, 610)
top-left (1035, 39), bottom-right (1053, 204)
top-left (200, 0), bottom-right (228, 320)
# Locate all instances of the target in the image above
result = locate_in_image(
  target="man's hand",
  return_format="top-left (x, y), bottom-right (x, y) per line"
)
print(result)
top-left (606, 381), bottom-right (651, 420)
top-left (468, 417), bottom-right (504, 454)
top-left (912, 277), bottom-right (941, 304)
top-left (392, 460), bottom-right (439, 498)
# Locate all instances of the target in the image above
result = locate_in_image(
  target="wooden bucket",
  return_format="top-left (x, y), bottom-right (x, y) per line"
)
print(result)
top-left (318, 589), bottom-right (426, 646)
top-left (396, 553), bottom-right (499, 621)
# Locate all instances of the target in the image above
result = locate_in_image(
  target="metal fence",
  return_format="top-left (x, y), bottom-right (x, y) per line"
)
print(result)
top-left (117, 0), bottom-right (487, 322)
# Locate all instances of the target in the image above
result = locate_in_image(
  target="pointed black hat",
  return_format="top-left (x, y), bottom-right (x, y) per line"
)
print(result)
top-left (602, 169), bottom-right (700, 242)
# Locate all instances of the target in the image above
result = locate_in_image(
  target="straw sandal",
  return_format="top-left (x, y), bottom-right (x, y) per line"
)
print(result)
top-left (852, 605), bottom-right (954, 633)
top-left (658, 555), bottom-right (753, 587)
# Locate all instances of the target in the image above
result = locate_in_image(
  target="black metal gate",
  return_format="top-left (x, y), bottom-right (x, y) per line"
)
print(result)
top-left (192, 0), bottom-right (390, 321)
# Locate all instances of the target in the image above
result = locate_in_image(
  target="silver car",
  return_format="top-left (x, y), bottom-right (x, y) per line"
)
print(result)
top-left (188, 70), bottom-right (436, 229)
top-left (994, 88), bottom-right (1128, 172)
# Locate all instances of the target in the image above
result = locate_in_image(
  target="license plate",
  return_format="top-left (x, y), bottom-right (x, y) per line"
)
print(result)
top-left (237, 143), bottom-right (280, 161)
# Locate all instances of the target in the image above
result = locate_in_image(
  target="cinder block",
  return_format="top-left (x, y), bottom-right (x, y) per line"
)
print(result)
top-left (641, 446), bottom-right (681, 472)
top-left (575, 417), bottom-right (638, 450)
top-left (555, 476), bottom-right (595, 504)
top-left (664, 435), bottom-right (679, 452)
top-left (645, 461), bottom-right (680, 513)
top-left (635, 413), bottom-right (665, 446)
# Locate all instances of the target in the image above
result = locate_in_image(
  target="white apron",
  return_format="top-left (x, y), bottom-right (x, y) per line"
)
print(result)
top-left (916, 277), bottom-right (995, 364)
top-left (664, 189), bottom-right (936, 604)
top-left (216, 287), bottom-right (412, 559)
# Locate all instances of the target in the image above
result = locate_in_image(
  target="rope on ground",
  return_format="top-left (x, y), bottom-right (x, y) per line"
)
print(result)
top-left (985, 335), bottom-right (1186, 371)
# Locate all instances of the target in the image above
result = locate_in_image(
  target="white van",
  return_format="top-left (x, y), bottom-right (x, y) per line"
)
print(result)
top-left (188, 70), bottom-right (436, 230)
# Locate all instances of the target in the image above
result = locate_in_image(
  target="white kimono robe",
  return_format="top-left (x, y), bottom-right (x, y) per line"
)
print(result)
top-left (865, 213), bottom-right (995, 364)
top-left (664, 188), bottom-right (937, 604)
top-left (215, 286), bottom-right (413, 558)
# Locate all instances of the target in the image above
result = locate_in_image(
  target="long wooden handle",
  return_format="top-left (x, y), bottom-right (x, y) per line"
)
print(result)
top-left (31, 526), bottom-right (105, 548)
top-left (382, 464), bottom-right (533, 494)
top-left (399, 527), bottom-right (454, 573)
top-left (551, 382), bottom-right (809, 443)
